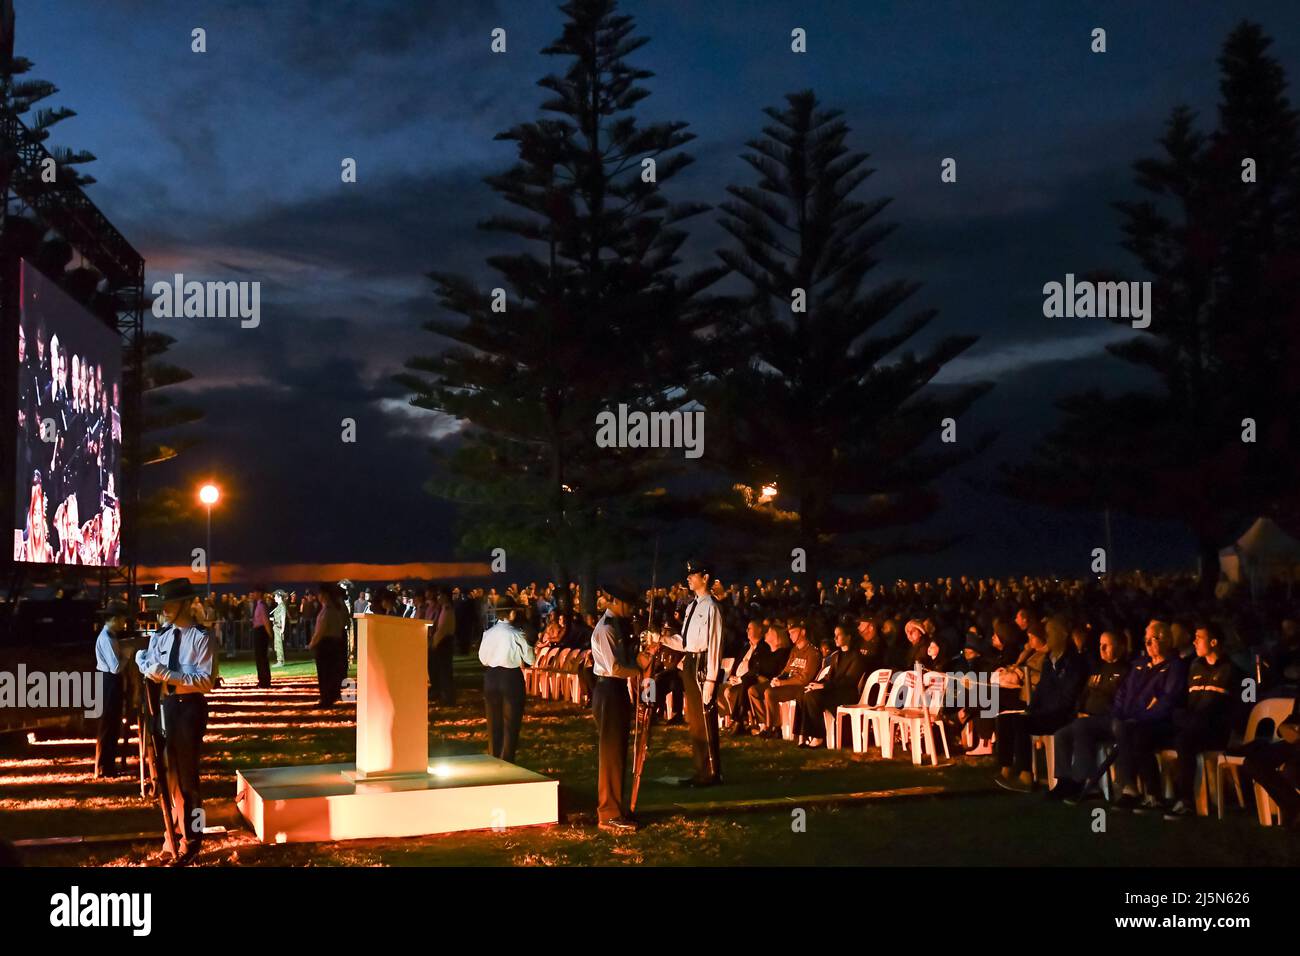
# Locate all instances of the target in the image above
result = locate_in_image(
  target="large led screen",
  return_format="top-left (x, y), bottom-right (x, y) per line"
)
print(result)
top-left (13, 260), bottom-right (122, 566)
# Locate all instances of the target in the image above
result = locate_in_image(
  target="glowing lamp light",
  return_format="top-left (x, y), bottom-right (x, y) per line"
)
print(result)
top-left (429, 763), bottom-right (453, 779)
top-left (199, 484), bottom-right (220, 506)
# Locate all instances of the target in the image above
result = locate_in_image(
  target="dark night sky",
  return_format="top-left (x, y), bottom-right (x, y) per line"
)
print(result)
top-left (18, 0), bottom-right (1300, 580)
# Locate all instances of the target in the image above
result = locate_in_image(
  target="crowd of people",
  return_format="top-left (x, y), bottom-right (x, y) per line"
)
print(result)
top-left (521, 570), bottom-right (1300, 826)
top-left (158, 570), bottom-right (1300, 828)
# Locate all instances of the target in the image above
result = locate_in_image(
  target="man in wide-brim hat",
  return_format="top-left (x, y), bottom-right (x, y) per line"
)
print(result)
top-left (134, 578), bottom-right (214, 865)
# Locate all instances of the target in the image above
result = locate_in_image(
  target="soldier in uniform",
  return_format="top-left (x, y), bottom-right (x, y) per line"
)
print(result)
top-left (271, 590), bottom-right (288, 667)
top-left (591, 583), bottom-right (644, 832)
top-left (659, 558), bottom-right (724, 786)
top-left (93, 600), bottom-right (132, 777)
top-left (135, 577), bottom-right (214, 865)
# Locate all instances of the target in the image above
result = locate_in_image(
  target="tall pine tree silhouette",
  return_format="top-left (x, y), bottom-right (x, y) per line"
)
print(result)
top-left (1007, 21), bottom-right (1300, 584)
top-left (701, 91), bottom-right (991, 590)
top-left (398, 0), bottom-right (725, 601)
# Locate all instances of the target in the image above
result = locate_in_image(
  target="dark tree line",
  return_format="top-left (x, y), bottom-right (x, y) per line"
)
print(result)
top-left (1007, 22), bottom-right (1300, 588)
top-left (405, 2), bottom-right (1296, 592)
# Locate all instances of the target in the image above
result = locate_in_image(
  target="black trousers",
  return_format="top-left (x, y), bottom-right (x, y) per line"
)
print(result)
top-left (313, 636), bottom-right (347, 704)
top-left (1240, 739), bottom-right (1300, 824)
top-left (1173, 710), bottom-right (1229, 805)
top-left (429, 639), bottom-right (455, 704)
top-left (253, 625), bottom-right (272, 687)
top-left (160, 694), bottom-right (208, 850)
top-left (997, 711), bottom-right (1070, 775)
top-left (681, 653), bottom-right (720, 781)
top-left (1113, 717), bottom-right (1176, 795)
top-left (593, 677), bottom-right (631, 821)
top-left (94, 671), bottom-right (124, 776)
top-left (483, 666), bottom-right (525, 763)
top-left (801, 686), bottom-right (856, 742)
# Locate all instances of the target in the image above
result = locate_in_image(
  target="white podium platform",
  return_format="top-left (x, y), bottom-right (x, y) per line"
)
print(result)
top-left (235, 613), bottom-right (558, 843)
top-left (236, 754), bottom-right (558, 843)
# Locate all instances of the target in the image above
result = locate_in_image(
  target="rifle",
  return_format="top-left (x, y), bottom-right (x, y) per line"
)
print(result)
top-left (629, 536), bottom-right (659, 812)
top-left (629, 642), bottom-right (684, 813)
top-left (139, 674), bottom-right (181, 859)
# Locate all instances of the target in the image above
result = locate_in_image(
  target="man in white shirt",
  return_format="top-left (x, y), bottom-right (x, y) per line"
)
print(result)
top-left (590, 583), bottom-right (645, 832)
top-left (93, 600), bottom-right (131, 778)
top-left (135, 577), bottom-right (214, 865)
top-left (659, 558), bottom-right (724, 786)
top-left (477, 599), bottom-right (535, 763)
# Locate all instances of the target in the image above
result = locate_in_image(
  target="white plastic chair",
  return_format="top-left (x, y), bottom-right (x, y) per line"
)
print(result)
top-left (779, 699), bottom-right (798, 741)
top-left (888, 679), bottom-right (950, 765)
top-left (876, 673), bottom-right (923, 759)
top-left (836, 669), bottom-right (893, 752)
top-left (1216, 697), bottom-right (1296, 825)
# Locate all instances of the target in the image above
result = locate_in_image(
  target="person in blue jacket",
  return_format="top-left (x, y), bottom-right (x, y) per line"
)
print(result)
top-left (1110, 619), bottom-right (1189, 812)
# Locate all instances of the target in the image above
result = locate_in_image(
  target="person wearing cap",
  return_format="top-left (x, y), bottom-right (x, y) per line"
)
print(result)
top-left (93, 600), bottom-right (132, 778)
top-left (134, 577), bottom-right (214, 864)
top-left (271, 590), bottom-right (288, 667)
top-left (658, 557), bottom-right (724, 786)
top-left (478, 598), bottom-right (535, 763)
top-left (590, 583), bottom-right (644, 832)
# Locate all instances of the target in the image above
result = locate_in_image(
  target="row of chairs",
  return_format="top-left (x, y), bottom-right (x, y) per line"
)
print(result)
top-left (829, 667), bottom-right (1295, 825)
top-left (823, 668), bottom-right (951, 766)
top-left (527, 646), bottom-right (591, 704)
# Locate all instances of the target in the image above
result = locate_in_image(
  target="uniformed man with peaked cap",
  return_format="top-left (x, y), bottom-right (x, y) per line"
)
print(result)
top-left (659, 558), bottom-right (724, 786)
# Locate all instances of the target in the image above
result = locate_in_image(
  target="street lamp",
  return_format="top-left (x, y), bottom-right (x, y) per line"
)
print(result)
top-left (198, 483), bottom-right (220, 597)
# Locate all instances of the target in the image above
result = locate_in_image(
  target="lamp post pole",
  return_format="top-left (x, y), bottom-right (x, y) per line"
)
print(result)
top-left (206, 502), bottom-right (213, 598)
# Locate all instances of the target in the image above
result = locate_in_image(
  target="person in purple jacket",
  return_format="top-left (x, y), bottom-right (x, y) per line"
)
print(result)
top-left (1110, 620), bottom-right (1189, 812)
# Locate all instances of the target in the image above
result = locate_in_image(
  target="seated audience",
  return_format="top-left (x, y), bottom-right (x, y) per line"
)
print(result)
top-left (749, 619), bottom-right (820, 738)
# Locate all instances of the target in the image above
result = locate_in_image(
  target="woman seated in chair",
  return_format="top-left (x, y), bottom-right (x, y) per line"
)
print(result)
top-left (799, 624), bottom-right (867, 748)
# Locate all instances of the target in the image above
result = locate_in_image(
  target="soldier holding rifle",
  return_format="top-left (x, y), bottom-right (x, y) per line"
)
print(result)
top-left (658, 558), bottom-right (724, 787)
top-left (135, 577), bottom-right (214, 865)
top-left (590, 582), bottom-right (645, 833)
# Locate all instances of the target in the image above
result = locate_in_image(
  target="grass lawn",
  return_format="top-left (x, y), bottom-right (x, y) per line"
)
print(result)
top-left (1, 652), bottom-right (1296, 867)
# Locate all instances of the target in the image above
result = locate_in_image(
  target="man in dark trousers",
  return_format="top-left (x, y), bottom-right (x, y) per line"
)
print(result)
top-left (250, 585), bottom-right (273, 688)
top-left (135, 578), bottom-right (214, 866)
top-left (590, 584), bottom-right (644, 833)
top-left (659, 558), bottom-right (724, 786)
top-left (428, 588), bottom-right (457, 705)
top-left (1165, 624), bottom-right (1241, 819)
top-left (92, 600), bottom-right (132, 777)
top-left (477, 599), bottom-right (534, 763)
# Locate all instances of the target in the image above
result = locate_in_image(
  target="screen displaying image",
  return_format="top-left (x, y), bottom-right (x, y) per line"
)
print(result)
top-left (13, 259), bottom-right (122, 566)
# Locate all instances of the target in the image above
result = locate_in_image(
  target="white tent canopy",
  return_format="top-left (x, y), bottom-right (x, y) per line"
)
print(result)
top-left (1219, 517), bottom-right (1300, 586)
